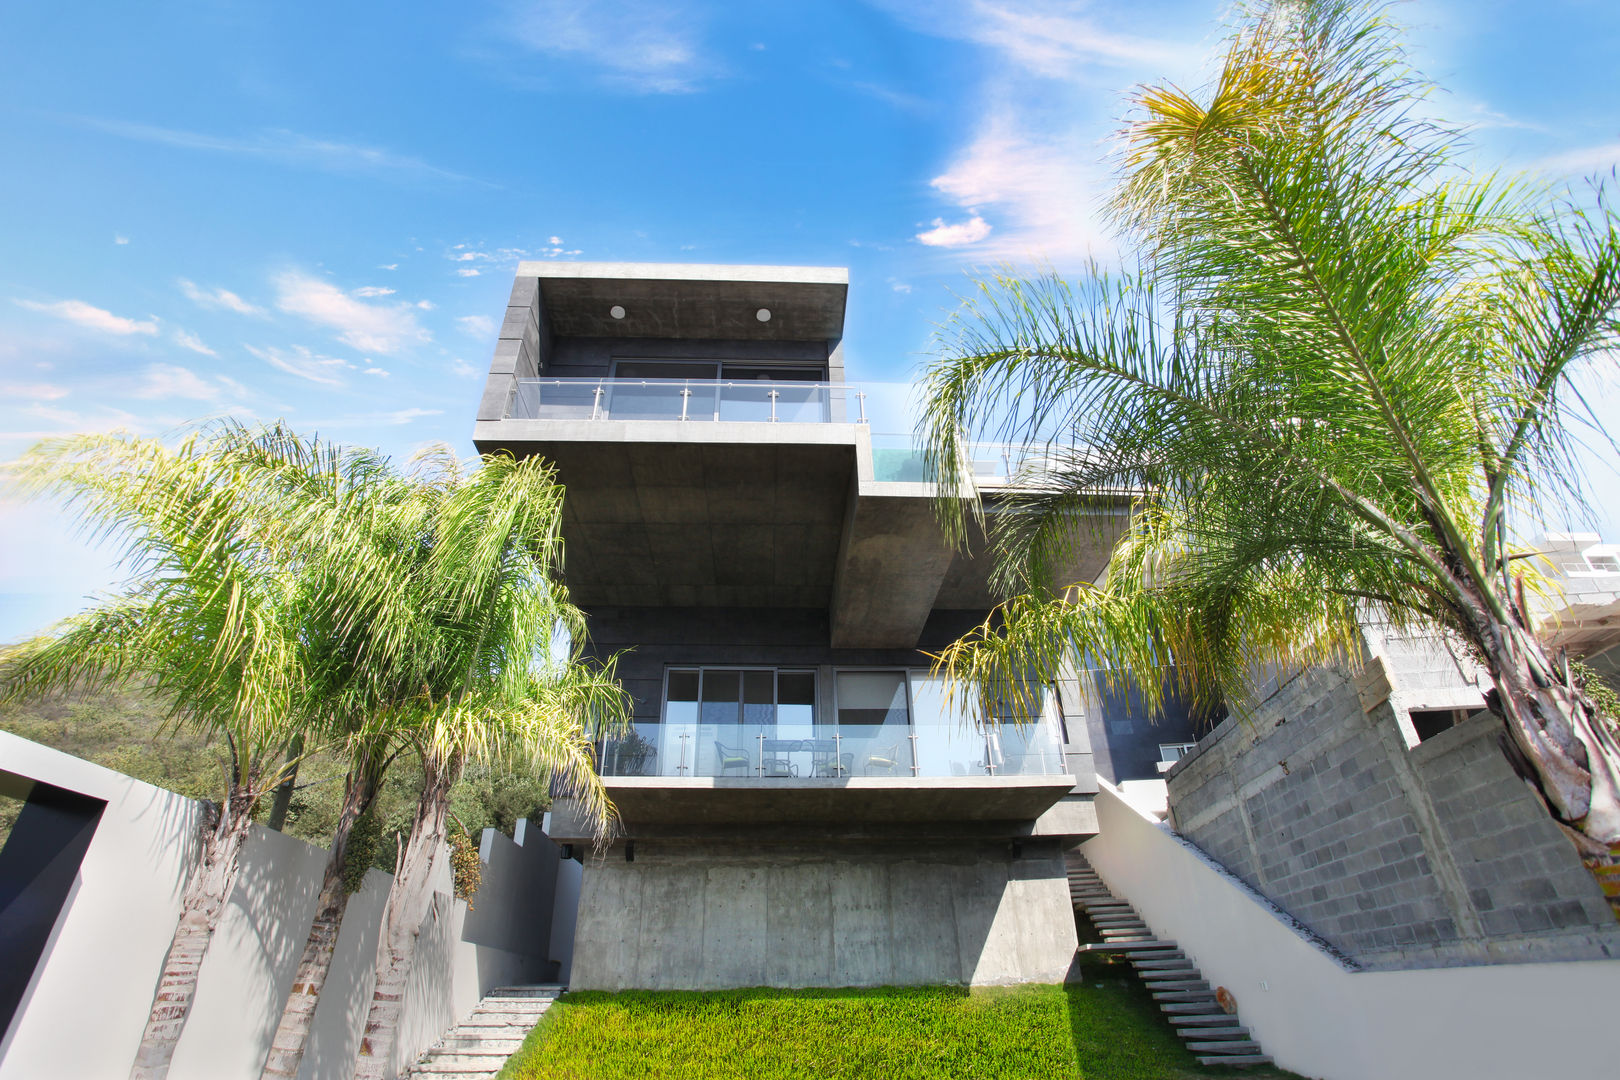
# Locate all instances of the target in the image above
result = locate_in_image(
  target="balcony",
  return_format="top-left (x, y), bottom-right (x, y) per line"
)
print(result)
top-left (503, 377), bottom-right (1049, 485)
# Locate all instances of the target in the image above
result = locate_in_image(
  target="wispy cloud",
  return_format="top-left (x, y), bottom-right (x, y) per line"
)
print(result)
top-left (114, 235), bottom-right (130, 245)
top-left (246, 343), bottom-right (354, 387)
top-left (0, 382), bottom-right (69, 401)
top-left (920, 115), bottom-right (1115, 261)
top-left (456, 268), bottom-right (481, 277)
top-left (353, 285), bottom-right (396, 297)
top-left (132, 362), bottom-right (246, 402)
top-left (495, 0), bottom-right (711, 93)
top-left (451, 357), bottom-right (480, 378)
top-left (73, 116), bottom-right (491, 186)
top-left (13, 298), bottom-right (160, 336)
top-left (273, 271), bottom-right (431, 354)
top-left (1535, 141), bottom-right (1620, 176)
top-left (870, 0), bottom-right (1195, 80)
top-left (304, 406), bottom-right (446, 427)
top-left (173, 329), bottom-right (218, 356)
top-left (457, 314), bottom-right (496, 338)
top-left (179, 278), bottom-right (266, 317)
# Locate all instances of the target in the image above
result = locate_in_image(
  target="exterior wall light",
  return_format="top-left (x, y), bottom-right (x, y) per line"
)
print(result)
top-left (756, 308), bottom-right (771, 322)
top-left (610, 305), bottom-right (626, 319)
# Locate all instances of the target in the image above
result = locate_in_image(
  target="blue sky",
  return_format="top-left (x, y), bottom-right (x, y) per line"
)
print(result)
top-left (3, 0), bottom-right (1619, 640)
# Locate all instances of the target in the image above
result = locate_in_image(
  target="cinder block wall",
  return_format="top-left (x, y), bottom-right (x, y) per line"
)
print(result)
top-left (1166, 664), bottom-right (1620, 970)
top-left (570, 837), bottom-right (1076, 990)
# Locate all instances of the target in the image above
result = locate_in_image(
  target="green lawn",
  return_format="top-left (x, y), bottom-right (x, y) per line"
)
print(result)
top-left (496, 969), bottom-right (1303, 1080)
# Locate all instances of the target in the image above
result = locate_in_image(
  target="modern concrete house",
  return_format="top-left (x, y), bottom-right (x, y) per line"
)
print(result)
top-left (469, 261), bottom-right (1197, 990)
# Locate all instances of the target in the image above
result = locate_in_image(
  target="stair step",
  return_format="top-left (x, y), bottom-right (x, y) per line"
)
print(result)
top-left (1075, 941), bottom-right (1176, 955)
top-left (1188, 1040), bottom-right (1264, 1054)
top-left (1171, 1013), bottom-right (1245, 1026)
top-left (1139, 978), bottom-right (1208, 990)
top-left (1179, 1026), bottom-right (1250, 1040)
top-left (439, 1039), bottom-right (525, 1052)
top-left (1153, 990), bottom-right (1218, 1002)
top-left (1131, 959), bottom-right (1194, 971)
top-left (1160, 1000), bottom-right (1231, 1014)
top-left (1195, 1055), bottom-right (1272, 1067)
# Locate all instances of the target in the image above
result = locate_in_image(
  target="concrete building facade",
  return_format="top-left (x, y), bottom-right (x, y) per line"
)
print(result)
top-left (471, 262), bottom-right (1180, 989)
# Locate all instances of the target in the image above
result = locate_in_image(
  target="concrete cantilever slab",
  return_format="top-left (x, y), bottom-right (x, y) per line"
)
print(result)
top-left (545, 775), bottom-right (1079, 839)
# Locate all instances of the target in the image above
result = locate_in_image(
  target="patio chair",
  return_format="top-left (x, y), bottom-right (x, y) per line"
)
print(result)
top-left (863, 742), bottom-right (902, 775)
top-left (714, 740), bottom-right (752, 776)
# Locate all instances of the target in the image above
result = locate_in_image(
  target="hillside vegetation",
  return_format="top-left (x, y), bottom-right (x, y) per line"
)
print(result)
top-left (0, 689), bottom-right (552, 860)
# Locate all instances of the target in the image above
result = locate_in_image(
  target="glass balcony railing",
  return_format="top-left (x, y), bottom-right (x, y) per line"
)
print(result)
top-left (596, 689), bottom-right (1068, 780)
top-left (506, 378), bottom-right (1051, 485)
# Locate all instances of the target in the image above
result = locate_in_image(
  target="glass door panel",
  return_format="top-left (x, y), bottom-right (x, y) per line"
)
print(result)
top-left (701, 669), bottom-right (747, 776)
top-left (657, 668), bottom-right (701, 777)
top-left (835, 671), bottom-right (913, 776)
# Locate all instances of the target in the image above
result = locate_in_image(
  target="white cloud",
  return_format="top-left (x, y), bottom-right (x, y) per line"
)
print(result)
top-left (871, 0), bottom-right (1194, 80)
top-left (173, 329), bottom-right (217, 356)
top-left (451, 357), bottom-right (480, 378)
top-left (0, 382), bottom-right (69, 401)
top-left (178, 278), bottom-right (267, 317)
top-left (246, 343), bottom-right (353, 387)
top-left (456, 268), bottom-right (481, 278)
top-left (920, 112), bottom-right (1117, 262)
top-left (353, 285), bottom-right (396, 297)
top-left (114, 235), bottom-right (130, 245)
top-left (457, 314), bottom-right (496, 338)
top-left (916, 215), bottom-right (993, 248)
top-left (379, 263), bottom-right (399, 270)
top-left (304, 406), bottom-right (446, 427)
top-left (889, 279), bottom-right (913, 294)
top-left (1536, 141), bottom-right (1620, 176)
top-left (362, 366), bottom-right (391, 377)
top-left (451, 252), bottom-right (482, 261)
top-left (13, 298), bottom-right (160, 336)
top-left (132, 362), bottom-right (242, 402)
top-left (273, 270), bottom-right (430, 353)
top-left (417, 300), bottom-right (436, 310)
top-left (75, 116), bottom-right (490, 187)
top-left (498, 0), bottom-right (710, 93)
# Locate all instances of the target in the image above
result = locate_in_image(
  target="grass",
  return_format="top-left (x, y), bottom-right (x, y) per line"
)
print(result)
top-left (496, 967), bottom-right (1304, 1080)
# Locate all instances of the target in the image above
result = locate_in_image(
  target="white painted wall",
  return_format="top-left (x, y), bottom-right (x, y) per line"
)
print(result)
top-left (1082, 779), bottom-right (1620, 1080)
top-left (0, 733), bottom-right (564, 1080)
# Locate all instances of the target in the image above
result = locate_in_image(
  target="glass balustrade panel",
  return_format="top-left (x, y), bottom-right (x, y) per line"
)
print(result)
top-left (834, 671), bottom-right (914, 777)
top-left (908, 672), bottom-right (992, 777)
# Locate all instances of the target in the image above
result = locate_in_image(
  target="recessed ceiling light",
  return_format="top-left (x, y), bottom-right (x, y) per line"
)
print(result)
top-left (756, 308), bottom-right (772, 322)
top-left (610, 305), bottom-right (626, 319)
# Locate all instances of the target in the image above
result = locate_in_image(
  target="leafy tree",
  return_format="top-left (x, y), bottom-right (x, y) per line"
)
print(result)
top-left (921, 1), bottom-right (1620, 856)
top-left (342, 449), bottom-right (628, 1080)
top-left (0, 431), bottom-right (326, 1080)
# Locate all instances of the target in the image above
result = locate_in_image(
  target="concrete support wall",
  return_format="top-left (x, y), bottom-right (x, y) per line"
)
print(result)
top-left (0, 733), bottom-right (570, 1080)
top-left (570, 837), bottom-right (1075, 990)
top-left (1167, 663), bottom-right (1619, 969)
top-left (1083, 781), bottom-right (1620, 1080)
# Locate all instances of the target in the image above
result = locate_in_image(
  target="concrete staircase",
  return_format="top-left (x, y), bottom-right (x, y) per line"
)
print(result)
top-left (1068, 855), bottom-right (1273, 1069)
top-left (403, 985), bottom-right (563, 1079)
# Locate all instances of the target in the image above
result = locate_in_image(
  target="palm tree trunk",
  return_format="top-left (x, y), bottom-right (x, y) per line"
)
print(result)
top-left (352, 757), bottom-right (456, 1080)
top-left (264, 735), bottom-right (304, 832)
top-left (260, 770), bottom-right (377, 1080)
top-left (1474, 601), bottom-right (1620, 851)
top-left (129, 788), bottom-right (257, 1080)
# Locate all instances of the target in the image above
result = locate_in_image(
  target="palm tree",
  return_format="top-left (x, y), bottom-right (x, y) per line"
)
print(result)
top-left (920, 0), bottom-right (1620, 856)
top-left (0, 430), bottom-right (325, 1080)
top-left (343, 450), bottom-right (627, 1080)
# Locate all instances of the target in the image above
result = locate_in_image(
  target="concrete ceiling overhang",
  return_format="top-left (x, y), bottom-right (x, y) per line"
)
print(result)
top-left (472, 418), bottom-right (1132, 643)
top-left (523, 262), bottom-right (848, 341)
top-left (552, 775), bottom-right (1079, 835)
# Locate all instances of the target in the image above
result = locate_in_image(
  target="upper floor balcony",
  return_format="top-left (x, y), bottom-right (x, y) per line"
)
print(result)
top-left (503, 376), bottom-right (1043, 486)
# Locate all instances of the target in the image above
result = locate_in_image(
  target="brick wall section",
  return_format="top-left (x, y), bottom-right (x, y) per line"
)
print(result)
top-left (1167, 661), bottom-right (1620, 970)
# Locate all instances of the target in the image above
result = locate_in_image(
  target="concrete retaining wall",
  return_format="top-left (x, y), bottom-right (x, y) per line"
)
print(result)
top-left (1166, 662), bottom-right (1619, 968)
top-left (570, 836), bottom-right (1075, 990)
top-left (0, 733), bottom-right (571, 1080)
top-left (1083, 781), bottom-right (1620, 1080)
